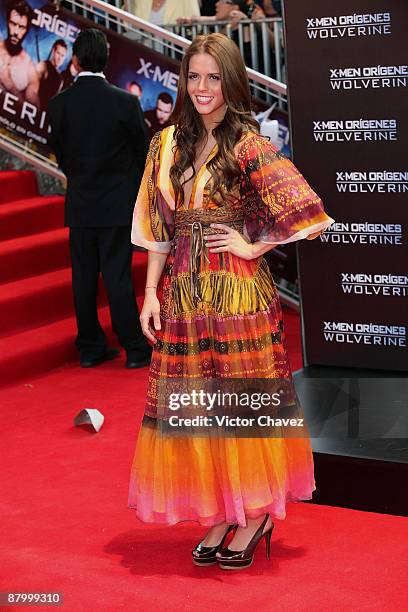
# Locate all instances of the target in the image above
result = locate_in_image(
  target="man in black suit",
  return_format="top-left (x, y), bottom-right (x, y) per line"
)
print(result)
top-left (48, 28), bottom-right (151, 368)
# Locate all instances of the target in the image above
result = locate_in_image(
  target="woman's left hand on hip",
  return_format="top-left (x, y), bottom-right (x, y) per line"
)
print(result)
top-left (205, 223), bottom-right (254, 260)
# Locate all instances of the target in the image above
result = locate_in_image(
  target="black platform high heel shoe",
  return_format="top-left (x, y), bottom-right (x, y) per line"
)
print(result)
top-left (216, 513), bottom-right (274, 570)
top-left (192, 523), bottom-right (238, 566)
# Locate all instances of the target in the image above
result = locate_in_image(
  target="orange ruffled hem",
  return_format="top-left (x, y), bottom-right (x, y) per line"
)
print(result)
top-left (128, 420), bottom-right (316, 527)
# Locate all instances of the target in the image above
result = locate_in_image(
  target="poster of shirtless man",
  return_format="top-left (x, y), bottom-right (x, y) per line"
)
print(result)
top-left (0, 0), bottom-right (39, 105)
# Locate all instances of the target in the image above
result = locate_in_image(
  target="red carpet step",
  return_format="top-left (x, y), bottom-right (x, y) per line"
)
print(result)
top-left (0, 228), bottom-right (70, 284)
top-left (0, 294), bottom-right (146, 386)
top-left (0, 258), bottom-right (147, 339)
top-left (0, 305), bottom-right (110, 385)
top-left (0, 169), bottom-right (39, 204)
top-left (0, 195), bottom-right (64, 240)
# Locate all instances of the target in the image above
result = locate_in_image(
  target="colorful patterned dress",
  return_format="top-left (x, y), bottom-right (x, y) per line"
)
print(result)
top-left (128, 125), bottom-right (334, 526)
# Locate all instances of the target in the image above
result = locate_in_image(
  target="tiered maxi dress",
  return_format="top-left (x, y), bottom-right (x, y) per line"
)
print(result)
top-left (128, 125), bottom-right (334, 527)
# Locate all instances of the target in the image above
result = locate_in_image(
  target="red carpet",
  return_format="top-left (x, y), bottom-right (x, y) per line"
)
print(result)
top-left (1, 363), bottom-right (407, 611)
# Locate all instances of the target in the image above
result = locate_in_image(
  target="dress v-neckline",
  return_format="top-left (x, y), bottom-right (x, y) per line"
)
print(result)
top-left (182, 143), bottom-right (218, 210)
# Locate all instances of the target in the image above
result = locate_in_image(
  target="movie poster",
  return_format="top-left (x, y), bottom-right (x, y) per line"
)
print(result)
top-left (0, 0), bottom-right (179, 156)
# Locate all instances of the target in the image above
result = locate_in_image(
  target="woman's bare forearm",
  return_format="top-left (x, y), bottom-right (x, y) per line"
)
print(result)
top-left (145, 251), bottom-right (168, 293)
top-left (250, 240), bottom-right (276, 258)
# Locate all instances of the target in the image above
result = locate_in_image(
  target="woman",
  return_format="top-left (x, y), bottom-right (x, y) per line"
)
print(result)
top-left (128, 33), bottom-right (333, 570)
top-left (125, 0), bottom-right (201, 26)
top-left (124, 0), bottom-right (200, 55)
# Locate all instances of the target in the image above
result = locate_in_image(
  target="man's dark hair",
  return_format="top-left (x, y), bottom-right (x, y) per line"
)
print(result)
top-left (6, 0), bottom-right (33, 25)
top-left (129, 80), bottom-right (142, 91)
top-left (73, 28), bottom-right (108, 72)
top-left (52, 38), bottom-right (68, 51)
top-left (157, 91), bottom-right (173, 106)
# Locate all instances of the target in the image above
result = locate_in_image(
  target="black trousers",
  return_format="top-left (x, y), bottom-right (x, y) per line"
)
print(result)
top-left (69, 226), bottom-right (145, 356)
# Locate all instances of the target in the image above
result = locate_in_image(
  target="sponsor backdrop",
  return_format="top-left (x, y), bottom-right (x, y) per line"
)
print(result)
top-left (283, 0), bottom-right (408, 371)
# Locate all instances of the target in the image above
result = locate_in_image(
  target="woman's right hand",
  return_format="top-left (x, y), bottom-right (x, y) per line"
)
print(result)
top-left (140, 290), bottom-right (161, 343)
top-left (229, 10), bottom-right (248, 26)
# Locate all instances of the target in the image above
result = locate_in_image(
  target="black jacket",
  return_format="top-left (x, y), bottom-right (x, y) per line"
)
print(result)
top-left (47, 76), bottom-right (148, 227)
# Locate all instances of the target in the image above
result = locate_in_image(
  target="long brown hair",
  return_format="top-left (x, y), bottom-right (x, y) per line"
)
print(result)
top-left (169, 33), bottom-right (259, 207)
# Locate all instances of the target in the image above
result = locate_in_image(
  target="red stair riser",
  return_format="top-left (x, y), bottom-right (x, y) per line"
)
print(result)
top-left (0, 170), bottom-right (39, 204)
top-left (0, 240), bottom-right (70, 283)
top-left (0, 259), bottom-right (147, 339)
top-left (0, 197), bottom-right (64, 241)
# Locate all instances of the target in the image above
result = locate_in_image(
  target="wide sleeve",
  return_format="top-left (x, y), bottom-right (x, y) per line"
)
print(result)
top-left (131, 131), bottom-right (175, 254)
top-left (237, 134), bottom-right (334, 244)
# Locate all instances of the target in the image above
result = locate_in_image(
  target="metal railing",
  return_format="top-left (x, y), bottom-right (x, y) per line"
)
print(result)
top-left (0, 131), bottom-right (63, 180)
top-left (165, 18), bottom-right (284, 85)
top-left (63, 0), bottom-right (287, 103)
